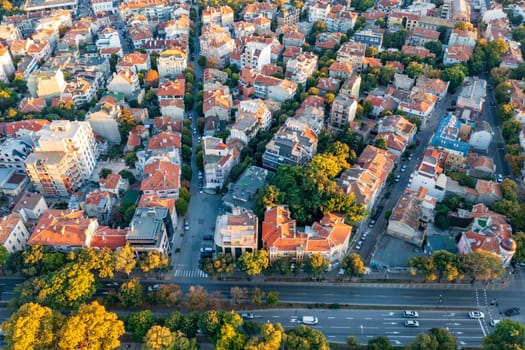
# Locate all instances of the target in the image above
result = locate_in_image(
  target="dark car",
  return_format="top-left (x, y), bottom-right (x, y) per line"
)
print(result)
top-left (505, 307), bottom-right (520, 316)
top-left (203, 234), bottom-right (214, 241)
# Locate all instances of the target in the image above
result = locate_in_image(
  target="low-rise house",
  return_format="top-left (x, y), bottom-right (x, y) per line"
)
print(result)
top-left (315, 32), bottom-right (343, 50)
top-left (465, 153), bottom-right (495, 179)
top-left (0, 213), bottom-right (31, 253)
top-left (203, 136), bottom-right (240, 190)
top-left (137, 193), bottom-right (177, 230)
top-left (377, 115), bottom-right (416, 143)
top-left (500, 40), bottom-right (524, 69)
top-left (99, 173), bottom-right (128, 198)
top-left (316, 77), bottom-right (341, 96)
top-left (410, 27), bottom-right (440, 46)
top-left (237, 98), bottom-right (271, 130)
top-left (127, 207), bottom-right (172, 255)
top-left (457, 77), bottom-right (487, 113)
top-left (215, 207), bottom-right (258, 259)
top-left (364, 95), bottom-right (398, 117)
top-left (409, 149), bottom-right (448, 201)
top-left (444, 45), bottom-right (475, 65)
top-left (28, 209), bottom-right (99, 251)
top-left (328, 62), bottom-right (353, 80)
top-left (18, 97), bottom-right (46, 114)
top-left (398, 88), bottom-right (438, 127)
top-left (203, 88), bottom-right (232, 121)
top-left (222, 166), bottom-right (268, 211)
top-left (415, 76), bottom-right (449, 100)
top-left (340, 75), bottom-right (362, 97)
top-left (394, 73), bottom-right (414, 91)
top-left (141, 160), bottom-right (180, 198)
top-left (129, 26), bottom-right (154, 49)
top-left (262, 119), bottom-right (317, 170)
top-left (117, 52), bottom-right (151, 73)
top-left (457, 203), bottom-right (515, 267)
top-left (62, 73), bottom-right (101, 107)
top-left (387, 187), bottom-right (436, 247)
top-left (11, 191), bottom-right (48, 223)
top-left (262, 206), bottom-right (353, 262)
top-left (107, 68), bottom-right (141, 100)
top-left (401, 45), bottom-right (435, 59)
top-left (253, 16), bottom-right (271, 34)
top-left (84, 190), bottom-right (114, 224)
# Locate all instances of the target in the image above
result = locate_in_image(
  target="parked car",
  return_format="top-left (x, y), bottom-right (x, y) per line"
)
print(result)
top-left (404, 320), bottom-right (420, 327)
top-left (504, 307), bottom-right (520, 316)
top-left (490, 319), bottom-right (501, 327)
top-left (403, 310), bottom-right (419, 318)
top-left (468, 311), bottom-right (485, 319)
top-left (203, 234), bottom-right (214, 241)
top-left (148, 284), bottom-right (159, 292)
top-left (355, 241), bottom-right (363, 250)
top-left (497, 174), bottom-right (503, 182)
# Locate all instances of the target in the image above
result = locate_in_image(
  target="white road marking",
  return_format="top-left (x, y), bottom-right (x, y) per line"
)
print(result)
top-left (327, 317), bottom-right (335, 319)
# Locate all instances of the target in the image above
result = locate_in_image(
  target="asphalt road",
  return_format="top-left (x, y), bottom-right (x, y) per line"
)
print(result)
top-left (246, 308), bottom-right (488, 346)
top-left (357, 90), bottom-right (460, 263)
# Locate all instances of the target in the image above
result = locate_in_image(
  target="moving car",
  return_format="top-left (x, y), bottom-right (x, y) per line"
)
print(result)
top-left (404, 320), bottom-right (420, 327)
top-left (504, 307), bottom-right (520, 316)
top-left (403, 310), bottom-right (419, 318)
top-left (497, 174), bottom-right (503, 183)
top-left (355, 241), bottom-right (363, 250)
top-left (240, 312), bottom-right (254, 319)
top-left (302, 316), bottom-right (318, 325)
top-left (468, 311), bottom-right (485, 319)
top-left (200, 247), bottom-right (213, 253)
top-left (148, 284), bottom-right (159, 292)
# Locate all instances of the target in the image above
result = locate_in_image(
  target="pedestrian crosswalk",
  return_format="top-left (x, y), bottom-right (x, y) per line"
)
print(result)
top-left (173, 269), bottom-right (208, 278)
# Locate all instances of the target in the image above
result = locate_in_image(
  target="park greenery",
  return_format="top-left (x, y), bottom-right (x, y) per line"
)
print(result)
top-left (254, 140), bottom-right (366, 226)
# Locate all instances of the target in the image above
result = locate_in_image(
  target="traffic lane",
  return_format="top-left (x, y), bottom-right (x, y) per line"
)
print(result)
top-left (248, 309), bottom-right (485, 345)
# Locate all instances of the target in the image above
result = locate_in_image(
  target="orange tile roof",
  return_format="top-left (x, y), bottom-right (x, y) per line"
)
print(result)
top-left (157, 78), bottom-right (185, 98)
top-left (18, 97), bottom-right (46, 113)
top-left (0, 214), bottom-right (24, 245)
top-left (147, 131), bottom-right (181, 150)
top-left (90, 226), bottom-right (127, 250)
top-left (85, 190), bottom-right (113, 207)
top-left (117, 52), bottom-right (149, 67)
top-left (138, 193), bottom-right (176, 215)
top-left (2, 119), bottom-right (49, 136)
top-left (153, 116), bottom-right (183, 132)
top-left (28, 210), bottom-right (97, 247)
top-left (100, 173), bottom-right (122, 191)
top-left (141, 160), bottom-right (180, 193)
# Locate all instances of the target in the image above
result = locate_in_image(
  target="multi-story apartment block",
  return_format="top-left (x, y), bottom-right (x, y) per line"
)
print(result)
top-left (0, 46), bottom-right (14, 83)
top-left (285, 52), bottom-right (318, 85)
top-left (27, 67), bottom-right (67, 103)
top-left (237, 99), bottom-right (272, 130)
top-left (353, 30), bottom-right (383, 49)
top-left (96, 27), bottom-right (122, 56)
top-left (456, 77), bottom-right (487, 112)
top-left (119, 0), bottom-right (172, 22)
top-left (203, 136), bottom-right (240, 190)
top-left (336, 41), bottom-right (366, 72)
top-left (262, 119), bottom-right (317, 170)
top-left (86, 95), bottom-right (122, 145)
top-left (117, 52), bottom-right (151, 74)
top-left (0, 139), bottom-right (32, 170)
top-left (199, 24), bottom-right (236, 69)
top-left (408, 149), bottom-right (447, 201)
top-left (25, 121), bottom-right (98, 196)
top-left (127, 207), bottom-right (172, 255)
top-left (62, 73), bottom-right (100, 107)
top-left (215, 207), bottom-right (258, 259)
top-left (308, 1), bottom-right (331, 23)
top-left (0, 213), bottom-right (30, 253)
top-left (253, 74), bottom-right (297, 102)
top-left (277, 7), bottom-right (300, 26)
top-left (92, 0), bottom-right (117, 13)
top-left (158, 46), bottom-right (187, 78)
top-left (329, 92), bottom-right (358, 131)
top-left (202, 5), bottom-right (234, 28)
top-left (448, 28), bottom-right (477, 47)
top-left (243, 2), bottom-right (277, 21)
top-left (107, 68), bottom-right (141, 100)
top-left (430, 113), bottom-right (470, 167)
top-left (241, 41), bottom-right (272, 71)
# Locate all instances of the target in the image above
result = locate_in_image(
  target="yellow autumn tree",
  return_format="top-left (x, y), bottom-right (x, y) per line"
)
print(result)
top-left (57, 301), bottom-right (124, 350)
top-left (2, 302), bottom-right (65, 350)
top-left (144, 325), bottom-right (175, 350)
top-left (140, 251), bottom-right (169, 273)
top-left (114, 244), bottom-right (136, 277)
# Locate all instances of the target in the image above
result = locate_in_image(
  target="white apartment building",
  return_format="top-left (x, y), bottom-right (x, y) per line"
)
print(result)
top-left (27, 67), bottom-right (67, 103)
top-left (237, 99), bottom-right (272, 130)
top-left (241, 41), bottom-right (272, 72)
top-left (25, 121), bottom-right (98, 196)
top-left (0, 46), bottom-right (15, 83)
top-left (92, 0), bottom-right (117, 13)
top-left (158, 47), bottom-right (187, 78)
top-left (0, 139), bottom-right (32, 170)
top-left (203, 136), bottom-right (239, 190)
top-left (0, 213), bottom-right (30, 253)
top-left (285, 52), bottom-right (318, 85)
top-left (214, 207), bottom-right (258, 259)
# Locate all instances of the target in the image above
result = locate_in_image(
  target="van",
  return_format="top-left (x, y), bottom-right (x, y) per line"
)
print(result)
top-left (302, 316), bottom-right (318, 325)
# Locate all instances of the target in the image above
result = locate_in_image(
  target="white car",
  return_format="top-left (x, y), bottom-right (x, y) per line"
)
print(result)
top-left (497, 174), bottom-right (503, 182)
top-left (403, 310), bottom-right (419, 318)
top-left (355, 241), bottom-right (363, 250)
top-left (148, 284), bottom-right (159, 292)
top-left (404, 320), bottom-right (420, 327)
top-left (469, 311), bottom-right (485, 319)
top-left (490, 319), bottom-right (501, 327)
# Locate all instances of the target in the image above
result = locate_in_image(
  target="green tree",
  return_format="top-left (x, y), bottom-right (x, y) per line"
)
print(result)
top-left (431, 250), bottom-right (461, 282)
top-left (341, 253), bottom-right (366, 279)
top-left (512, 25), bottom-right (525, 41)
top-left (57, 301), bottom-right (124, 350)
top-left (164, 311), bottom-right (185, 332)
top-left (200, 252), bottom-right (235, 279)
top-left (497, 103), bottom-right (516, 122)
top-left (512, 232), bottom-right (525, 264)
top-left (175, 198), bottom-right (189, 216)
top-left (181, 164), bottom-right (193, 182)
top-left (368, 336), bottom-right (393, 350)
top-left (283, 325), bottom-right (330, 350)
top-left (460, 250), bottom-right (505, 282)
top-left (408, 333), bottom-right (438, 350)
top-left (346, 335), bottom-right (360, 349)
top-left (351, 0), bottom-right (374, 12)
top-left (2, 302), bottom-right (65, 350)
top-left (0, 245), bottom-right (8, 272)
top-left (198, 55), bottom-right (207, 67)
top-left (252, 287), bottom-right (264, 304)
top-left (441, 65), bottom-right (466, 93)
top-left (266, 291), bottom-right (280, 305)
top-left (144, 325), bottom-right (175, 350)
top-left (429, 327), bottom-right (458, 350)
top-left (408, 256), bottom-right (437, 282)
top-left (424, 40), bottom-right (443, 55)
top-left (304, 253), bottom-right (330, 278)
top-left (483, 319), bottom-right (525, 350)
top-left (109, 54), bottom-right (119, 73)
top-left (126, 310), bottom-right (155, 342)
top-left (118, 278), bottom-right (144, 308)
top-left (237, 250), bottom-right (270, 277)
top-left (406, 61), bottom-right (425, 78)
top-left (99, 168), bottom-right (112, 179)
top-left (374, 137), bottom-right (388, 150)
